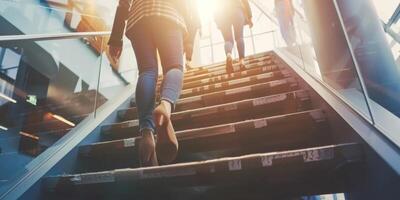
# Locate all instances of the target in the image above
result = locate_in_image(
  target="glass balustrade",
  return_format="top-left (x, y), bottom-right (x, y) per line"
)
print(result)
top-left (0, 0), bottom-right (139, 195)
top-left (335, 0), bottom-right (400, 145)
top-left (0, 35), bottom-right (102, 194)
top-left (254, 0), bottom-right (400, 148)
top-left (0, 0), bottom-right (110, 36)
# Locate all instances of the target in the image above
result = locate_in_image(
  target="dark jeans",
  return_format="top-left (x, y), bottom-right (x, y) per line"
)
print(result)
top-left (184, 26), bottom-right (198, 61)
top-left (218, 9), bottom-right (246, 59)
top-left (127, 17), bottom-right (184, 132)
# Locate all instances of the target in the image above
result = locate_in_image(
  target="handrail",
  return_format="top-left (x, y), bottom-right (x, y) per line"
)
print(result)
top-left (0, 31), bottom-right (133, 84)
top-left (385, 25), bottom-right (400, 44)
top-left (387, 4), bottom-right (400, 28)
top-left (0, 31), bottom-right (111, 42)
top-left (250, 0), bottom-right (280, 26)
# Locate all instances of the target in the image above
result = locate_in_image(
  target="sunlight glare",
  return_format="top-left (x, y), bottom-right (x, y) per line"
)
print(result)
top-left (196, 0), bottom-right (216, 26)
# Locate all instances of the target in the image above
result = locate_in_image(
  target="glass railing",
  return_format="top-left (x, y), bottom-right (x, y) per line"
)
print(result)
top-left (0, 0), bottom-right (112, 36)
top-left (0, 33), bottom-right (139, 196)
top-left (252, 0), bottom-right (400, 148)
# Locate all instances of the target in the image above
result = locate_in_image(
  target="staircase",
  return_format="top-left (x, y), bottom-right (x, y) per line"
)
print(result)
top-left (42, 52), bottom-right (364, 199)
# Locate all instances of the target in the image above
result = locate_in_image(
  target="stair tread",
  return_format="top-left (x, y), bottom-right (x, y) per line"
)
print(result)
top-left (161, 53), bottom-right (272, 81)
top-left (127, 77), bottom-right (298, 118)
top-left (104, 90), bottom-right (311, 139)
top-left (180, 64), bottom-right (282, 90)
top-left (178, 70), bottom-right (290, 98)
top-left (119, 88), bottom-right (309, 121)
top-left (81, 109), bottom-right (329, 169)
top-left (44, 143), bottom-right (363, 198)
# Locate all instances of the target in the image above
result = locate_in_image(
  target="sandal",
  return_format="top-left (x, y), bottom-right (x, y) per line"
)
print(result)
top-left (153, 103), bottom-right (179, 164)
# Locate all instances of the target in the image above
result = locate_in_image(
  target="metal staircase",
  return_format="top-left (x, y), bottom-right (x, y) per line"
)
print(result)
top-left (41, 52), bottom-right (365, 200)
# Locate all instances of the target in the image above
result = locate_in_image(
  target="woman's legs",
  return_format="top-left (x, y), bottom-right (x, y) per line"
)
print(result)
top-left (128, 20), bottom-right (159, 167)
top-left (233, 17), bottom-right (245, 59)
top-left (152, 19), bottom-right (185, 164)
top-left (220, 24), bottom-right (235, 56)
top-left (233, 10), bottom-right (246, 68)
top-left (129, 31), bottom-right (158, 133)
top-left (155, 21), bottom-right (184, 109)
top-left (220, 24), bottom-right (235, 73)
top-left (184, 26), bottom-right (198, 69)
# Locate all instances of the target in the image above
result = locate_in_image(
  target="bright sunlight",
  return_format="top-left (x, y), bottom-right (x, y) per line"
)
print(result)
top-left (196, 0), bottom-right (217, 26)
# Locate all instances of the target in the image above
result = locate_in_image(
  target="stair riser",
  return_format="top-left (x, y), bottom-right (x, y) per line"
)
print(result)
top-left (168, 55), bottom-right (273, 81)
top-left (153, 65), bottom-right (283, 101)
top-left (118, 95), bottom-right (311, 137)
top-left (172, 60), bottom-right (276, 88)
top-left (179, 72), bottom-right (289, 99)
top-left (118, 77), bottom-right (296, 121)
top-left (179, 65), bottom-right (281, 91)
top-left (176, 79), bottom-right (298, 112)
top-left (47, 163), bottom-right (347, 198)
top-left (83, 110), bottom-right (329, 170)
top-left (46, 144), bottom-right (363, 199)
top-left (123, 79), bottom-right (298, 121)
top-left (105, 86), bottom-right (302, 140)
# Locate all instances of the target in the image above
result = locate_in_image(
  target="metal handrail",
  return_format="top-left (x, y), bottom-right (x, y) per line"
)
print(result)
top-left (387, 4), bottom-right (400, 28)
top-left (0, 31), bottom-right (132, 85)
top-left (0, 31), bottom-right (111, 42)
top-left (385, 25), bottom-right (400, 44)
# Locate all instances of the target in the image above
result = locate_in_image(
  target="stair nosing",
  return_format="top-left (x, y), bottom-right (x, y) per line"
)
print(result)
top-left (106, 89), bottom-right (309, 132)
top-left (94, 108), bottom-right (323, 150)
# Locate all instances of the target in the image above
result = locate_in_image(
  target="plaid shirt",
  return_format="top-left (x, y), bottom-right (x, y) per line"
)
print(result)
top-left (109, 0), bottom-right (187, 47)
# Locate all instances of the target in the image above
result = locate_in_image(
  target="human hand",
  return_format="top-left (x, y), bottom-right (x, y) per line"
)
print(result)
top-left (109, 45), bottom-right (122, 63)
top-left (247, 19), bottom-right (254, 28)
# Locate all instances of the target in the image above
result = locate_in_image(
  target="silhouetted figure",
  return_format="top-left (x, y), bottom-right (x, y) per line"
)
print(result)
top-left (108, 0), bottom-right (189, 167)
top-left (275, 0), bottom-right (297, 46)
top-left (184, 0), bottom-right (201, 70)
top-left (214, 0), bottom-right (253, 73)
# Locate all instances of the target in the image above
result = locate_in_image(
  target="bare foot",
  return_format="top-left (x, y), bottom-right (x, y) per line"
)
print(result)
top-left (154, 100), bottom-right (172, 126)
top-left (153, 101), bottom-right (178, 164)
top-left (138, 129), bottom-right (158, 167)
top-left (226, 53), bottom-right (234, 74)
top-left (239, 58), bottom-right (246, 71)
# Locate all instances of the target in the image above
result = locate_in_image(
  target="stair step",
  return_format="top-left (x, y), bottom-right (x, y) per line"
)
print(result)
top-left (179, 70), bottom-right (290, 99)
top-left (157, 53), bottom-right (272, 82)
top-left (127, 78), bottom-right (299, 120)
top-left (105, 89), bottom-right (307, 140)
top-left (159, 59), bottom-right (277, 91)
top-left (119, 87), bottom-right (309, 122)
top-left (81, 109), bottom-right (329, 170)
top-left (182, 66), bottom-right (282, 91)
top-left (182, 56), bottom-right (273, 79)
top-left (156, 57), bottom-right (275, 91)
top-left (153, 61), bottom-right (280, 100)
top-left (44, 143), bottom-right (363, 199)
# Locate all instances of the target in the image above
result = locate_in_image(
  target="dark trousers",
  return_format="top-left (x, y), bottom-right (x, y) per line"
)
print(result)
top-left (218, 9), bottom-right (246, 59)
top-left (184, 26), bottom-right (198, 61)
top-left (127, 17), bottom-right (184, 132)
